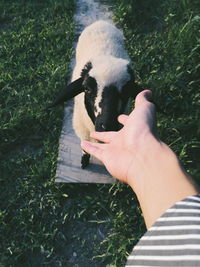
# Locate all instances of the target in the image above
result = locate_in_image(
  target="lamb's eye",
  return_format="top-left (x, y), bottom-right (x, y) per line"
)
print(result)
top-left (84, 87), bottom-right (91, 93)
top-left (83, 76), bottom-right (97, 91)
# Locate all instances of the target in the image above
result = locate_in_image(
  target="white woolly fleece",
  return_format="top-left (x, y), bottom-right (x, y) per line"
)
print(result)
top-left (89, 56), bottom-right (130, 90)
top-left (76, 20), bottom-right (129, 63)
top-left (72, 20), bottom-right (130, 81)
top-left (72, 20), bottom-right (131, 142)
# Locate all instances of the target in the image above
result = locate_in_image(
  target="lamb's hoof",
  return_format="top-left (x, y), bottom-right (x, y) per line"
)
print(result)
top-left (81, 153), bottom-right (90, 169)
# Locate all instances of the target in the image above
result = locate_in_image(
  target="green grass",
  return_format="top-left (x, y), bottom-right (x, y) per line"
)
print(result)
top-left (110, 0), bottom-right (200, 181)
top-left (0, 0), bottom-right (200, 266)
top-left (0, 1), bottom-right (143, 266)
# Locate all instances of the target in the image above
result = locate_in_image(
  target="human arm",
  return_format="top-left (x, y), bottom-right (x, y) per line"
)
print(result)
top-left (81, 90), bottom-right (198, 228)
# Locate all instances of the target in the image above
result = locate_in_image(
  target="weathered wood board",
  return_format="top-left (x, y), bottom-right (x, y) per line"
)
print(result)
top-left (55, 0), bottom-right (116, 183)
top-left (55, 100), bottom-right (116, 183)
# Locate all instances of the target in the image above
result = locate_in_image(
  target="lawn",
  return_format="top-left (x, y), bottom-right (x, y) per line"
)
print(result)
top-left (0, 0), bottom-right (200, 266)
top-left (110, 0), bottom-right (200, 180)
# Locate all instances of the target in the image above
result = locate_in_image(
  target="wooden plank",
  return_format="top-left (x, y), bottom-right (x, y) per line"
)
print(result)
top-left (55, 100), bottom-right (115, 183)
top-left (55, 0), bottom-right (116, 183)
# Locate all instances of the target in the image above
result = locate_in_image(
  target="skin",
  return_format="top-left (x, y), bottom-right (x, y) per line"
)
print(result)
top-left (81, 90), bottom-right (198, 228)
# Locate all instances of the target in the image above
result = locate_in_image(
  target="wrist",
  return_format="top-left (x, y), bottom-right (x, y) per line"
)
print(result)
top-left (126, 133), bottom-right (162, 189)
top-left (126, 136), bottom-right (198, 228)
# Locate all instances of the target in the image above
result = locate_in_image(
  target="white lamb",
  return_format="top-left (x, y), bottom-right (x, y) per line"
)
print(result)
top-left (48, 20), bottom-right (141, 168)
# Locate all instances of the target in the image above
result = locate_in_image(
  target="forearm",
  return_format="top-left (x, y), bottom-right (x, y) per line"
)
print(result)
top-left (128, 137), bottom-right (198, 228)
top-left (80, 89), bottom-right (198, 229)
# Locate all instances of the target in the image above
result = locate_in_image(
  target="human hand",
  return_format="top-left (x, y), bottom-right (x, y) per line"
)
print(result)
top-left (81, 90), bottom-right (158, 185)
top-left (82, 90), bottom-right (198, 228)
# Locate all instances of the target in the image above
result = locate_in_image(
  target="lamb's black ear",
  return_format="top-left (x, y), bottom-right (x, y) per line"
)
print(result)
top-left (126, 65), bottom-right (144, 99)
top-left (124, 81), bottom-right (144, 99)
top-left (130, 82), bottom-right (144, 99)
top-left (47, 77), bottom-right (84, 109)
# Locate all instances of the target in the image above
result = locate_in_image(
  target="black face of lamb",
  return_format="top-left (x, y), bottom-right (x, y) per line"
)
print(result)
top-left (94, 76), bottom-right (141, 132)
top-left (81, 62), bottom-right (142, 133)
top-left (84, 76), bottom-right (98, 124)
top-left (83, 82), bottom-right (136, 132)
top-left (95, 86), bottom-right (121, 132)
top-left (81, 62), bottom-right (98, 124)
top-left (83, 80), bottom-right (123, 132)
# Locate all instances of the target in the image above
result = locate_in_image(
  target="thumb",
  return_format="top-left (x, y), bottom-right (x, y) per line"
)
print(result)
top-left (135, 90), bottom-right (153, 108)
top-left (133, 90), bottom-right (157, 134)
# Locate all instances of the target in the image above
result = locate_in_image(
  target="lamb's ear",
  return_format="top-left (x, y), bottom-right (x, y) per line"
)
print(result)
top-left (131, 82), bottom-right (144, 99)
top-left (126, 82), bottom-right (144, 99)
top-left (47, 77), bottom-right (84, 109)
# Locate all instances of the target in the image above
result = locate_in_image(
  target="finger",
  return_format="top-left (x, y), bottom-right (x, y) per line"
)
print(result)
top-left (135, 90), bottom-right (153, 108)
top-left (126, 90), bottom-right (157, 135)
top-left (81, 140), bottom-right (105, 161)
top-left (135, 90), bottom-right (156, 125)
top-left (90, 131), bottom-right (117, 143)
top-left (118, 114), bottom-right (128, 125)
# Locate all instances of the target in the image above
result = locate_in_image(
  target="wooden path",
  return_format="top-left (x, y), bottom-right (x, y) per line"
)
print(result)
top-left (55, 0), bottom-right (115, 183)
top-left (55, 99), bottom-right (115, 183)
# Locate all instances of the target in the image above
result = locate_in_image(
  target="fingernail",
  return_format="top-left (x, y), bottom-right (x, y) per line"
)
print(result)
top-left (144, 90), bottom-right (152, 101)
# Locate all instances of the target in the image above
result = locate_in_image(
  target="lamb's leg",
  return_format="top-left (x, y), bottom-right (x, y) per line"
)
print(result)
top-left (81, 150), bottom-right (90, 169)
top-left (72, 101), bottom-right (94, 168)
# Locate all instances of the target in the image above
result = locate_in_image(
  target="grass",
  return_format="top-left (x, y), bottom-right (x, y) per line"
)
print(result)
top-left (0, 1), bottom-right (143, 266)
top-left (110, 0), bottom-right (200, 181)
top-left (0, 0), bottom-right (200, 266)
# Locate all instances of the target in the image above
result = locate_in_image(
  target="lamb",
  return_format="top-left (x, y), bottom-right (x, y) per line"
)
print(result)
top-left (48, 20), bottom-right (142, 168)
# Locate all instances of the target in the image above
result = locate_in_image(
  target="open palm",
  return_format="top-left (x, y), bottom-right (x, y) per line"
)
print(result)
top-left (81, 90), bottom-right (157, 184)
